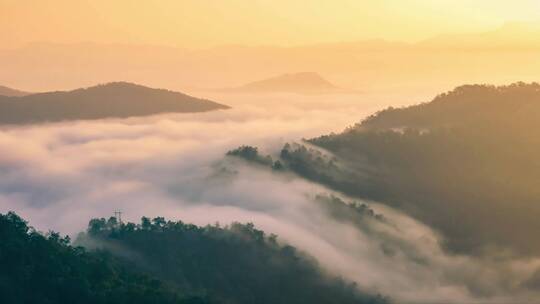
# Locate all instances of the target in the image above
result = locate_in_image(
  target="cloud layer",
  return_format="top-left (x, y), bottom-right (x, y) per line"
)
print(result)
top-left (1, 97), bottom-right (539, 303)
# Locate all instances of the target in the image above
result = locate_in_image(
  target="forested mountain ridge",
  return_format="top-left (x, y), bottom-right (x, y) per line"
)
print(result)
top-left (79, 215), bottom-right (386, 304)
top-left (358, 82), bottom-right (540, 130)
top-left (0, 211), bottom-right (387, 304)
top-left (0, 82), bottom-right (229, 125)
top-left (228, 83), bottom-right (540, 256)
top-left (308, 83), bottom-right (540, 255)
top-left (0, 212), bottom-right (203, 304)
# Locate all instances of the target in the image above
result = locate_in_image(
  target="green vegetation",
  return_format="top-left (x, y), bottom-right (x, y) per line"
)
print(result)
top-left (313, 195), bottom-right (385, 225)
top-left (230, 83), bottom-right (540, 256)
top-left (0, 212), bottom-right (202, 304)
top-left (227, 145), bottom-right (284, 170)
top-left (80, 216), bottom-right (386, 304)
top-left (359, 82), bottom-right (540, 130)
top-left (0, 212), bottom-right (386, 304)
top-left (307, 83), bottom-right (540, 255)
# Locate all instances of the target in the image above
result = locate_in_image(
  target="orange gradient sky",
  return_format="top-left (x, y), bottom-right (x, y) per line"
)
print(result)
top-left (2, 0), bottom-right (540, 48)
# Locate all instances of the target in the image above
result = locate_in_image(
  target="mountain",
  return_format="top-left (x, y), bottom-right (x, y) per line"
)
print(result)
top-left (3, 37), bottom-right (540, 94)
top-left (233, 83), bottom-right (540, 256)
top-left (0, 212), bottom-right (197, 304)
top-left (419, 22), bottom-right (540, 49)
top-left (0, 82), bottom-right (229, 125)
top-left (359, 82), bottom-right (540, 130)
top-left (0, 211), bottom-right (386, 304)
top-left (304, 83), bottom-right (540, 255)
top-left (80, 215), bottom-right (386, 304)
top-left (0, 85), bottom-right (29, 97)
top-left (222, 72), bottom-right (344, 94)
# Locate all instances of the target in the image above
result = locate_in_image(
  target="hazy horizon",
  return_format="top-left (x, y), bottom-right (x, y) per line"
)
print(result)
top-left (3, 2), bottom-right (540, 303)
top-left (3, 1), bottom-right (540, 93)
top-left (3, 1), bottom-right (540, 48)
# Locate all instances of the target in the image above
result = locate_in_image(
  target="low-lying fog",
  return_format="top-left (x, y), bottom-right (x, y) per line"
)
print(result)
top-left (1, 92), bottom-right (539, 304)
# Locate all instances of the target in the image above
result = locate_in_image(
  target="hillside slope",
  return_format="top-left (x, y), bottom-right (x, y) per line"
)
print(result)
top-left (0, 85), bottom-right (29, 97)
top-left (229, 83), bottom-right (540, 256)
top-left (304, 83), bottom-right (540, 255)
top-left (78, 215), bottom-right (386, 304)
top-left (0, 211), bottom-right (386, 304)
top-left (0, 82), bottom-right (229, 124)
top-left (0, 212), bottom-right (202, 304)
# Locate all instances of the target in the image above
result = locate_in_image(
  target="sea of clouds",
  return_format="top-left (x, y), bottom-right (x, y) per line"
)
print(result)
top-left (1, 94), bottom-right (539, 304)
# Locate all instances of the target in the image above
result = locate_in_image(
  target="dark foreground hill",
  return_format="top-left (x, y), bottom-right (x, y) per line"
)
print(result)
top-left (230, 83), bottom-right (540, 256)
top-left (0, 85), bottom-right (29, 97)
top-left (0, 212), bottom-right (386, 304)
top-left (0, 82), bottom-right (229, 125)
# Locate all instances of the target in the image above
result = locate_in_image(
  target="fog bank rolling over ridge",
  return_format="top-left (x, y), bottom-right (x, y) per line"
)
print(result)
top-left (5, 2), bottom-right (540, 303)
top-left (1, 90), bottom-right (540, 303)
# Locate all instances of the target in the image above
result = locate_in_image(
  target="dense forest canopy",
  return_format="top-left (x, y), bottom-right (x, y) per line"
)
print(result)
top-left (0, 212), bottom-right (200, 304)
top-left (0, 212), bottom-right (386, 304)
top-left (228, 83), bottom-right (540, 256)
top-left (307, 83), bottom-right (540, 255)
top-left (80, 215), bottom-right (386, 304)
top-left (359, 82), bottom-right (540, 130)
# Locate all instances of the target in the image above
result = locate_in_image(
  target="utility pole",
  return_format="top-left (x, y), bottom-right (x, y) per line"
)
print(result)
top-left (114, 210), bottom-right (123, 224)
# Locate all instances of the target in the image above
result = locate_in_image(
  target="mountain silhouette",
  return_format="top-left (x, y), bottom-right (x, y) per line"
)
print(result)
top-left (224, 72), bottom-right (343, 94)
top-left (0, 82), bottom-right (229, 125)
top-left (302, 82), bottom-right (540, 255)
top-left (3, 37), bottom-right (540, 93)
top-left (419, 22), bottom-right (540, 49)
top-left (0, 85), bottom-right (29, 97)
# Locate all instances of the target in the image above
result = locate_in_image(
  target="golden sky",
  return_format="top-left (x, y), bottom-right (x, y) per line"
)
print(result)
top-left (1, 0), bottom-right (540, 48)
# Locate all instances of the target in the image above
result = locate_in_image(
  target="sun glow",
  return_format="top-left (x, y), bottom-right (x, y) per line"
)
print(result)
top-left (2, 0), bottom-right (540, 48)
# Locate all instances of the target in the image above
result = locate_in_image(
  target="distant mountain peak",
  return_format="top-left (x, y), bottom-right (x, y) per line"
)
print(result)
top-left (419, 22), bottom-right (540, 49)
top-left (227, 72), bottom-right (342, 94)
top-left (0, 82), bottom-right (229, 125)
top-left (276, 72), bottom-right (335, 85)
top-left (80, 81), bottom-right (173, 93)
top-left (0, 85), bottom-right (30, 97)
top-left (278, 72), bottom-right (328, 80)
